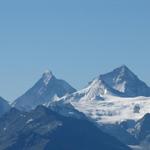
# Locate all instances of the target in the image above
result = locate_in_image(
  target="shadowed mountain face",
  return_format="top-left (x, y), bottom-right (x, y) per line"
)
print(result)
top-left (0, 97), bottom-right (10, 116)
top-left (133, 113), bottom-right (150, 142)
top-left (103, 113), bottom-right (150, 148)
top-left (137, 114), bottom-right (150, 150)
top-left (100, 65), bottom-right (150, 97)
top-left (13, 70), bottom-right (76, 111)
top-left (0, 106), bottom-right (131, 150)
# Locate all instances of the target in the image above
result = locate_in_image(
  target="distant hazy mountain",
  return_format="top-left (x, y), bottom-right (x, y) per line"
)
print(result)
top-left (13, 70), bottom-right (76, 111)
top-left (0, 105), bottom-right (131, 150)
top-left (0, 97), bottom-right (10, 116)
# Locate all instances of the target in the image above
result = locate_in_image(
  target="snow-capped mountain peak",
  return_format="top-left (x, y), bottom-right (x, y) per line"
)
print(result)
top-left (84, 78), bottom-right (122, 100)
top-left (13, 70), bottom-right (76, 111)
top-left (42, 70), bottom-right (54, 86)
top-left (60, 65), bottom-right (150, 106)
top-left (79, 79), bottom-right (109, 101)
top-left (99, 65), bottom-right (137, 92)
top-left (107, 65), bottom-right (137, 80)
top-left (60, 75), bottom-right (124, 104)
top-left (100, 65), bottom-right (150, 97)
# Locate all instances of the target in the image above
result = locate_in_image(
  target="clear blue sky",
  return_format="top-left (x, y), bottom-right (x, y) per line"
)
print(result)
top-left (0, 0), bottom-right (150, 101)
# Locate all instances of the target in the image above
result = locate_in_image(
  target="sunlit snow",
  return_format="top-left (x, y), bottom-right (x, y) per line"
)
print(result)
top-left (71, 96), bottom-right (150, 124)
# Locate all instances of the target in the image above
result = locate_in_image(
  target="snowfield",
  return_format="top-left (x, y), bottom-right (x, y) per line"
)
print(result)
top-left (71, 96), bottom-right (150, 124)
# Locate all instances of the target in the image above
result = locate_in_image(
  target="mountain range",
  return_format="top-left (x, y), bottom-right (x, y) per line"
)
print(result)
top-left (12, 65), bottom-right (150, 111)
top-left (0, 65), bottom-right (150, 150)
top-left (62, 65), bottom-right (150, 103)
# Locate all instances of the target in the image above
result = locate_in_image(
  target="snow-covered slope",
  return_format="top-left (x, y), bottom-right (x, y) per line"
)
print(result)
top-left (13, 70), bottom-right (76, 111)
top-left (60, 76), bottom-right (124, 103)
top-left (71, 96), bottom-right (150, 124)
top-left (58, 65), bottom-right (150, 124)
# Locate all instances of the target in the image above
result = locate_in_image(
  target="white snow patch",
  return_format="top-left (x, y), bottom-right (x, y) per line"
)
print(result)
top-left (71, 96), bottom-right (150, 124)
top-left (42, 70), bottom-right (53, 86)
top-left (26, 118), bottom-right (33, 124)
